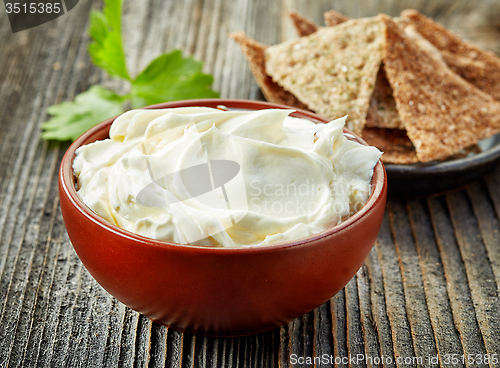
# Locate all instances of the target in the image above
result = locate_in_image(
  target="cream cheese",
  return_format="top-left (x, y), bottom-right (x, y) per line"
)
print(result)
top-left (73, 107), bottom-right (382, 247)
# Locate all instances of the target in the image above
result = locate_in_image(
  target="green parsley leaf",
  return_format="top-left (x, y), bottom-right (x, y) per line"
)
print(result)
top-left (130, 50), bottom-right (219, 108)
top-left (88, 0), bottom-right (130, 80)
top-left (41, 86), bottom-right (125, 141)
top-left (41, 1), bottom-right (220, 142)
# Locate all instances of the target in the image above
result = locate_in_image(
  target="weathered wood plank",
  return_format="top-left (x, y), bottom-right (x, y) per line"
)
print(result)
top-left (0, 24), bottom-right (59, 286)
top-left (37, 233), bottom-right (83, 367)
top-left (4, 144), bottom-right (60, 368)
top-left (134, 315), bottom-right (153, 367)
top-left (467, 182), bottom-right (500, 289)
top-left (356, 265), bottom-right (382, 368)
top-left (118, 309), bottom-right (140, 368)
top-left (407, 199), bottom-right (464, 368)
top-left (388, 201), bottom-right (439, 366)
top-left (28, 221), bottom-right (69, 368)
top-left (374, 212), bottom-right (416, 367)
top-left (484, 165), bottom-right (500, 221)
top-left (20, 195), bottom-right (63, 368)
top-left (99, 298), bottom-right (127, 367)
top-left (286, 310), bottom-right (315, 367)
top-left (278, 325), bottom-right (290, 367)
top-left (148, 323), bottom-right (168, 368)
top-left (0, 3), bottom-right (106, 367)
top-left (312, 302), bottom-right (333, 367)
top-left (427, 196), bottom-right (489, 365)
top-left (446, 191), bottom-right (500, 366)
top-left (0, 139), bottom-right (50, 366)
top-left (364, 248), bottom-right (396, 368)
top-left (63, 269), bottom-right (94, 368)
top-left (193, 0), bottom-right (223, 72)
top-left (49, 251), bottom-right (86, 366)
top-left (330, 290), bottom-right (347, 368)
top-left (222, 336), bottom-right (240, 368)
top-left (181, 333), bottom-right (197, 368)
top-left (207, 337), bottom-right (221, 368)
top-left (345, 277), bottom-right (366, 368)
top-left (120, 0), bottom-right (159, 77)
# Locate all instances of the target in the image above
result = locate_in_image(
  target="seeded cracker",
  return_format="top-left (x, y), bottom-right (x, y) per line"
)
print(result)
top-left (362, 128), bottom-right (418, 164)
top-left (365, 22), bottom-right (444, 131)
top-left (381, 15), bottom-right (500, 162)
top-left (295, 10), bottom-right (404, 132)
top-left (289, 11), bottom-right (319, 37)
top-left (402, 9), bottom-right (500, 101)
top-left (322, 12), bottom-right (405, 131)
top-left (285, 10), bottom-right (411, 163)
top-left (324, 10), bottom-right (350, 27)
top-left (264, 16), bottom-right (386, 135)
top-left (365, 66), bottom-right (404, 130)
top-left (229, 32), bottom-right (308, 110)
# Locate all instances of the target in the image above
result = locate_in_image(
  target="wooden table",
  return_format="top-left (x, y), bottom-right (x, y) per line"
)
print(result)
top-left (1, 0), bottom-right (500, 366)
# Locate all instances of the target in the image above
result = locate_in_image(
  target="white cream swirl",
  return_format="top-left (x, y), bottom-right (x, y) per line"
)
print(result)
top-left (73, 107), bottom-right (381, 247)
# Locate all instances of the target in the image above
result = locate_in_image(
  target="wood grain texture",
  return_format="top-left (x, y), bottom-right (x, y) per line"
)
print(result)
top-left (407, 199), bottom-right (464, 368)
top-left (0, 0), bottom-right (500, 367)
top-left (388, 201), bottom-right (439, 365)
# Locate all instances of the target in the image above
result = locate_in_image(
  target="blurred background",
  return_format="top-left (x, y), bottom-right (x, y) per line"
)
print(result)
top-left (2, 0), bottom-right (500, 103)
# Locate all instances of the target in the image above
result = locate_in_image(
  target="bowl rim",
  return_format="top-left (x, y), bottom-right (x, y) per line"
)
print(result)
top-left (59, 98), bottom-right (387, 253)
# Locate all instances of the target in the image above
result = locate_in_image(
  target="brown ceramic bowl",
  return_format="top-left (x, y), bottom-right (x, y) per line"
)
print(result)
top-left (59, 99), bottom-right (387, 336)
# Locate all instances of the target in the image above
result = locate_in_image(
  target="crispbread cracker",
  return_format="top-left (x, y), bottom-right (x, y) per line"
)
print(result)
top-left (400, 23), bottom-right (444, 62)
top-left (365, 66), bottom-right (404, 129)
top-left (321, 10), bottom-right (405, 130)
top-left (324, 10), bottom-right (350, 27)
top-left (230, 32), bottom-right (308, 110)
top-left (264, 16), bottom-right (387, 135)
top-left (362, 127), bottom-right (481, 164)
top-left (367, 16), bottom-right (439, 130)
top-left (289, 11), bottom-right (319, 37)
top-left (382, 15), bottom-right (500, 162)
top-left (362, 127), bottom-right (418, 164)
top-left (402, 9), bottom-right (500, 101)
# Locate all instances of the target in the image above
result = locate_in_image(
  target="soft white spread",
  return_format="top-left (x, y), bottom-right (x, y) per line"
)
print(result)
top-left (73, 107), bottom-right (382, 247)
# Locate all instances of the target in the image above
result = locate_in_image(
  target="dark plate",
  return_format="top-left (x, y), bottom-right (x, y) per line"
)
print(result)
top-left (385, 133), bottom-right (500, 197)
